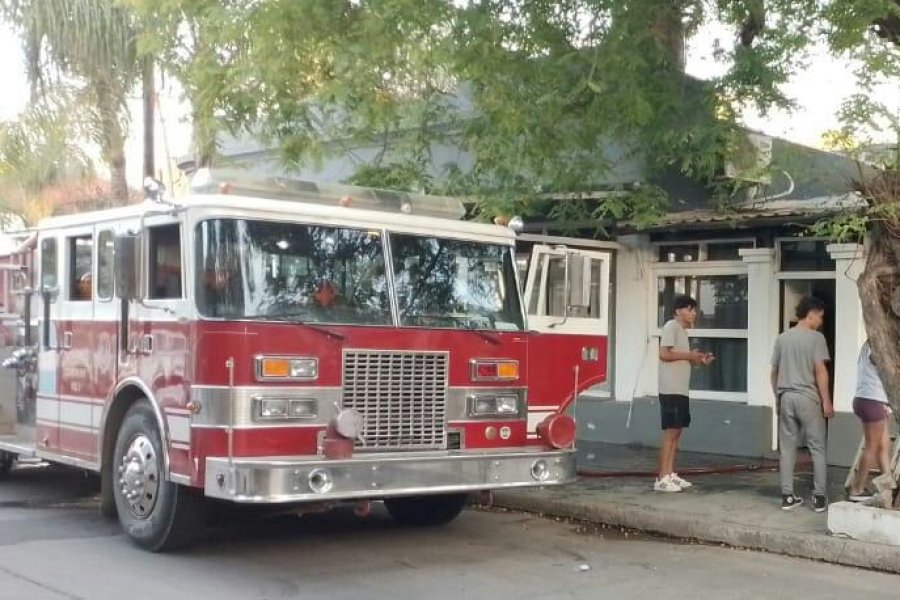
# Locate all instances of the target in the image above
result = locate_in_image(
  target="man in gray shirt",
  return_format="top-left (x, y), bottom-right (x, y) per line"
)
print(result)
top-left (655, 295), bottom-right (713, 493)
top-left (771, 296), bottom-right (833, 512)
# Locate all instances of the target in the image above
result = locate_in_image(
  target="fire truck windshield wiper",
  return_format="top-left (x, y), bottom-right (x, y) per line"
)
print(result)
top-left (251, 314), bottom-right (345, 341)
top-left (458, 321), bottom-right (501, 345)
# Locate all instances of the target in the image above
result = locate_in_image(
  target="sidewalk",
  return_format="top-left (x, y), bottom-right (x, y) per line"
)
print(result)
top-left (493, 442), bottom-right (900, 573)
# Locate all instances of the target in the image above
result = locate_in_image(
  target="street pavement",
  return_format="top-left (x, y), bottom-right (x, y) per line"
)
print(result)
top-left (494, 442), bottom-right (900, 573)
top-left (1, 461), bottom-right (899, 599)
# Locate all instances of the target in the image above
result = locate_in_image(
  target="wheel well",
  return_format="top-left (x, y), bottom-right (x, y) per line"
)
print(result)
top-left (101, 386), bottom-right (149, 473)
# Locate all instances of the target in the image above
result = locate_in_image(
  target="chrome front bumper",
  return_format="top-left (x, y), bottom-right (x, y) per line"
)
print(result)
top-left (204, 448), bottom-right (575, 503)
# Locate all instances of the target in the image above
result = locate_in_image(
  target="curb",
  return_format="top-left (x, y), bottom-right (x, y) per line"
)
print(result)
top-left (492, 491), bottom-right (900, 574)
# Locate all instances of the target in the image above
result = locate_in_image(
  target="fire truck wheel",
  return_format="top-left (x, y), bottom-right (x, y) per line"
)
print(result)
top-left (112, 400), bottom-right (204, 551)
top-left (0, 451), bottom-right (15, 479)
top-left (384, 493), bottom-right (469, 527)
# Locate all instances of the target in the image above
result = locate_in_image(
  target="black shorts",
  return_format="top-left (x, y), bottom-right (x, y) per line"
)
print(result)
top-left (659, 394), bottom-right (691, 430)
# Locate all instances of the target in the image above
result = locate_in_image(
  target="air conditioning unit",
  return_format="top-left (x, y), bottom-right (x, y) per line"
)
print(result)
top-left (725, 132), bottom-right (773, 184)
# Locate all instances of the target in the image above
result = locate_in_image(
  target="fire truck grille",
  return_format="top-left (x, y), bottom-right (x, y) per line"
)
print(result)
top-left (342, 350), bottom-right (448, 451)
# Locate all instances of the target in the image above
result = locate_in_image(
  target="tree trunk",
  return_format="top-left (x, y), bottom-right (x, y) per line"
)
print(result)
top-left (109, 150), bottom-right (128, 206)
top-left (857, 221), bottom-right (900, 423)
top-left (142, 58), bottom-right (155, 179)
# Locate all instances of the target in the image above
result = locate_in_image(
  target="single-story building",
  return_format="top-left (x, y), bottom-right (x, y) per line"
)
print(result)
top-left (202, 129), bottom-right (876, 466)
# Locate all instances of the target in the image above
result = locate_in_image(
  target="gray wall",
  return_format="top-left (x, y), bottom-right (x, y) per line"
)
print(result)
top-left (575, 397), bottom-right (863, 467)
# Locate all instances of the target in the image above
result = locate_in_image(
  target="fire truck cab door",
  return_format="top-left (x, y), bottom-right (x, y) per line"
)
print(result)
top-left (522, 245), bottom-right (611, 434)
top-left (55, 226), bottom-right (97, 461)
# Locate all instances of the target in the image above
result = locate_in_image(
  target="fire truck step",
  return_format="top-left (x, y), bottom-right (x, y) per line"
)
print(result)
top-left (0, 434), bottom-right (38, 458)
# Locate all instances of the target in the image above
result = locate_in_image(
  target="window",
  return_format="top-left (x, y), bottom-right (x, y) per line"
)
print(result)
top-left (97, 231), bottom-right (114, 300)
top-left (689, 338), bottom-right (748, 393)
top-left (656, 240), bottom-right (754, 263)
top-left (41, 238), bottom-right (57, 289)
top-left (391, 234), bottom-right (524, 331)
top-left (657, 273), bottom-right (749, 394)
top-left (779, 240), bottom-right (835, 272)
top-left (657, 275), bottom-right (748, 328)
top-left (195, 219), bottom-right (390, 324)
top-left (68, 235), bottom-right (93, 301)
top-left (149, 225), bottom-right (183, 299)
top-left (529, 254), bottom-right (605, 319)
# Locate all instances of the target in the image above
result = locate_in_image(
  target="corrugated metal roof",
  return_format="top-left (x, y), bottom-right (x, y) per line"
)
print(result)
top-left (630, 193), bottom-right (865, 231)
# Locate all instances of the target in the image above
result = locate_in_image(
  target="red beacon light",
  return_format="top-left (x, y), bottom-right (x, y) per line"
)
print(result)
top-left (537, 413), bottom-right (576, 449)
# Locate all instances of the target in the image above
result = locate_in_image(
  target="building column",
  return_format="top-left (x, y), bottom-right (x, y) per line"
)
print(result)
top-left (827, 243), bottom-right (866, 414)
top-left (740, 248), bottom-right (778, 450)
top-left (614, 234), bottom-right (653, 401)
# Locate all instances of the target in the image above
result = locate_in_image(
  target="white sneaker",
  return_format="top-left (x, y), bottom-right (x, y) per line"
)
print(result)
top-left (670, 473), bottom-right (692, 489)
top-left (653, 475), bottom-right (682, 493)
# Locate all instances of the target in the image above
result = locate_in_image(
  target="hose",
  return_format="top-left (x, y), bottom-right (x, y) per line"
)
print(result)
top-left (576, 455), bottom-right (811, 479)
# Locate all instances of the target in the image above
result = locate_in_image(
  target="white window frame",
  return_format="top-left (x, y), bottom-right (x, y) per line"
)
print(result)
top-left (652, 237), bottom-right (756, 263)
top-left (651, 261), bottom-right (750, 402)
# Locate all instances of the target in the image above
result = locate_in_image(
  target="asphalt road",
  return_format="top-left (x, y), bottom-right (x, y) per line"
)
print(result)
top-left (0, 462), bottom-right (898, 600)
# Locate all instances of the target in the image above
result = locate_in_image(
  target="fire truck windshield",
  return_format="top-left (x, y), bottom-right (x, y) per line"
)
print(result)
top-left (195, 219), bottom-right (391, 324)
top-left (195, 219), bottom-right (524, 331)
top-left (389, 234), bottom-right (524, 331)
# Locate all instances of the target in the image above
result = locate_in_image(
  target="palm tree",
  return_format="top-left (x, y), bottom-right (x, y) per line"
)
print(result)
top-left (2, 0), bottom-right (141, 203)
top-left (0, 88), bottom-right (97, 225)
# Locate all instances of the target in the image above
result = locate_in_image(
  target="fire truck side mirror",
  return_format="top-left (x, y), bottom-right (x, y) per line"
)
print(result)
top-left (114, 234), bottom-right (141, 301)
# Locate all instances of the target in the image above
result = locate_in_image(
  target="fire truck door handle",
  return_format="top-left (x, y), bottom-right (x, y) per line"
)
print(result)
top-left (140, 334), bottom-right (153, 355)
top-left (62, 331), bottom-right (73, 350)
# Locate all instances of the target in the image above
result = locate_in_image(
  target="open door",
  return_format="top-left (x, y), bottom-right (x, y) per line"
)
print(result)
top-left (522, 245), bottom-right (611, 439)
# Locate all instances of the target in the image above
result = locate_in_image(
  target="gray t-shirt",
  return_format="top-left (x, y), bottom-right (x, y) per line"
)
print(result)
top-left (659, 319), bottom-right (691, 396)
top-left (771, 327), bottom-right (830, 403)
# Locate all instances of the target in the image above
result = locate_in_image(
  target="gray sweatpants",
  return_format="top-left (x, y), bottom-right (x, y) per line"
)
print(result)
top-left (779, 392), bottom-right (827, 496)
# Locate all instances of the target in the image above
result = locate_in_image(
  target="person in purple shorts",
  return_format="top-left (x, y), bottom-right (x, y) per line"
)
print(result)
top-left (847, 341), bottom-right (896, 502)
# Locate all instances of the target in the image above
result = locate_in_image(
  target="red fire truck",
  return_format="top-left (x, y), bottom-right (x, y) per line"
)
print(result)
top-left (0, 170), bottom-right (606, 551)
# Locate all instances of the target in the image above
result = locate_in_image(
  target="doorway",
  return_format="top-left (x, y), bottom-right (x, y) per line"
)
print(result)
top-left (779, 278), bottom-right (836, 395)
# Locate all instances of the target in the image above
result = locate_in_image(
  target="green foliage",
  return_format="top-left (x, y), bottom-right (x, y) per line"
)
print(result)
top-left (2, 0), bottom-right (142, 197)
top-left (118, 0), bottom-right (900, 222)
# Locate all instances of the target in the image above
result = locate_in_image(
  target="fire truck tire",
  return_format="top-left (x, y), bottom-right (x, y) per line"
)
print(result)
top-left (0, 451), bottom-right (15, 479)
top-left (384, 493), bottom-right (469, 527)
top-left (112, 400), bottom-right (205, 551)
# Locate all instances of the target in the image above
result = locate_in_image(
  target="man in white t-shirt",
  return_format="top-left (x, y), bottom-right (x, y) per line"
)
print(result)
top-left (655, 295), bottom-right (714, 493)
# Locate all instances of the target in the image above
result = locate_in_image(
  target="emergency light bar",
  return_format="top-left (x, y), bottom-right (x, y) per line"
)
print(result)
top-left (190, 167), bottom-right (466, 220)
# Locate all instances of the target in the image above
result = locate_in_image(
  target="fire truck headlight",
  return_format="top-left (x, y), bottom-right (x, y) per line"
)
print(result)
top-left (256, 398), bottom-right (290, 419)
top-left (290, 359), bottom-right (318, 379)
top-left (253, 397), bottom-right (318, 421)
top-left (289, 399), bottom-right (318, 418)
top-left (468, 394), bottom-right (520, 417)
top-left (496, 395), bottom-right (519, 415)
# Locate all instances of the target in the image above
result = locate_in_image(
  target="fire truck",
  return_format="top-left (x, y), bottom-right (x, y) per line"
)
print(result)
top-left (0, 170), bottom-right (607, 551)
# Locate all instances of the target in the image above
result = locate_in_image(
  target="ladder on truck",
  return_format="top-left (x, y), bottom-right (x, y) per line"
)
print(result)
top-left (843, 428), bottom-right (900, 508)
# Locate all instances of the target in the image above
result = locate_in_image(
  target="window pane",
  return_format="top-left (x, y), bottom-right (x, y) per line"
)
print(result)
top-left (689, 338), bottom-right (747, 392)
top-left (658, 244), bottom-right (699, 263)
top-left (69, 236), bottom-right (92, 301)
top-left (195, 219), bottom-right (390, 325)
top-left (779, 240), bottom-right (835, 272)
top-left (149, 225), bottom-right (182, 299)
top-left (706, 241), bottom-right (754, 261)
top-left (658, 275), bottom-right (748, 328)
top-left (391, 234), bottom-right (524, 331)
top-left (41, 238), bottom-right (57, 289)
top-left (97, 231), bottom-right (114, 300)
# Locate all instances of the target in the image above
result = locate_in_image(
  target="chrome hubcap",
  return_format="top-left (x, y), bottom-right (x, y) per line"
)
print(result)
top-left (118, 434), bottom-right (160, 519)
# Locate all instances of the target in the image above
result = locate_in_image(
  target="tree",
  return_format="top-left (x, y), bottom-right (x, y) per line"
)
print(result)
top-left (1, 0), bottom-right (143, 202)
top-left (132, 1), bottom-right (900, 409)
top-left (0, 89), bottom-right (108, 225)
